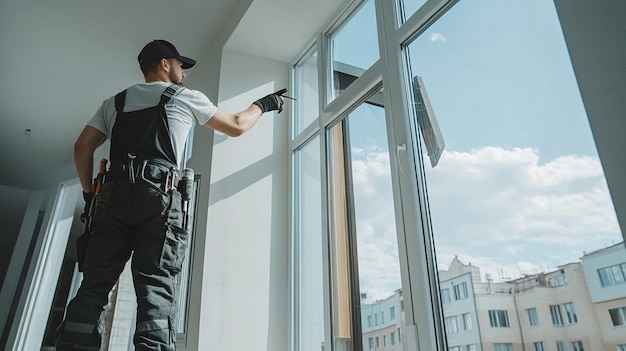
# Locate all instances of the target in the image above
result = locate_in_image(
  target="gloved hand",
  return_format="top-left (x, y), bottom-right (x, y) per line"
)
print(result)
top-left (253, 93), bottom-right (284, 114)
top-left (80, 191), bottom-right (94, 223)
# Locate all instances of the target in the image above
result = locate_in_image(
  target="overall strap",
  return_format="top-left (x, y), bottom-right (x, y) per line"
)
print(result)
top-left (114, 90), bottom-right (128, 113)
top-left (159, 84), bottom-right (182, 106)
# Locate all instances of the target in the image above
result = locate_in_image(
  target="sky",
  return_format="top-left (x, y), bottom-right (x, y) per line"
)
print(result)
top-left (332, 0), bottom-right (622, 301)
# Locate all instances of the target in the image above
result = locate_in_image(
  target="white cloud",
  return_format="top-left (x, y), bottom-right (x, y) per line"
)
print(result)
top-left (348, 145), bottom-right (621, 294)
top-left (429, 32), bottom-right (447, 43)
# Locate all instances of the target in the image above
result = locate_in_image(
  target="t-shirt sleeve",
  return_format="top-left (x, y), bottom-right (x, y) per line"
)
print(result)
top-left (86, 97), bottom-right (116, 138)
top-left (186, 90), bottom-right (218, 125)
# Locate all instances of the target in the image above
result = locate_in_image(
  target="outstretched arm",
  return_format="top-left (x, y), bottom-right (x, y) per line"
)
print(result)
top-left (203, 91), bottom-right (284, 137)
top-left (204, 104), bottom-right (264, 137)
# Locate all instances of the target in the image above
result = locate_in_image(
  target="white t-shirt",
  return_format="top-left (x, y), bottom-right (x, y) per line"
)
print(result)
top-left (88, 82), bottom-right (217, 168)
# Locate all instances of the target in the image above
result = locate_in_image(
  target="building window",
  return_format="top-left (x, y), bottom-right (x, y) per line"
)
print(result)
top-left (381, 311), bottom-right (385, 324)
top-left (467, 345), bottom-right (476, 351)
top-left (572, 341), bottom-right (584, 351)
top-left (463, 312), bottom-right (472, 330)
top-left (368, 315), bottom-right (372, 327)
top-left (527, 308), bottom-right (539, 326)
top-left (534, 342), bottom-right (545, 351)
top-left (556, 341), bottom-right (566, 351)
top-left (617, 344), bottom-right (626, 351)
top-left (489, 310), bottom-right (510, 328)
top-left (494, 343), bottom-right (514, 351)
top-left (390, 306), bottom-right (395, 320)
top-left (454, 282), bottom-right (468, 300)
top-left (441, 288), bottom-right (451, 303)
top-left (609, 306), bottom-right (626, 326)
top-left (383, 335), bottom-right (387, 347)
top-left (598, 263), bottom-right (626, 287)
top-left (376, 336), bottom-right (380, 348)
top-left (369, 337), bottom-right (374, 350)
top-left (550, 305), bottom-right (564, 326)
top-left (391, 331), bottom-right (396, 345)
top-left (398, 327), bottom-right (402, 343)
top-left (564, 303), bottom-right (578, 324)
top-left (449, 347), bottom-right (462, 351)
top-left (445, 316), bottom-right (459, 333)
top-left (375, 313), bottom-right (378, 326)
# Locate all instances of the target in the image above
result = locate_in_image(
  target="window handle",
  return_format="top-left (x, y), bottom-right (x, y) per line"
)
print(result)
top-left (396, 144), bottom-right (406, 173)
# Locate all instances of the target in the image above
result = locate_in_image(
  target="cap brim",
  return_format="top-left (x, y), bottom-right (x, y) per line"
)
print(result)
top-left (178, 56), bottom-right (196, 69)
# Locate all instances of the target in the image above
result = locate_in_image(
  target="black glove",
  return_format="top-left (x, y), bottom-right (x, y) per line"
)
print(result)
top-left (80, 191), bottom-right (94, 223)
top-left (253, 93), bottom-right (284, 114)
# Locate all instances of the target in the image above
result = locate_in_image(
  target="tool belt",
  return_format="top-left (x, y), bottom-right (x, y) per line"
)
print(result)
top-left (107, 156), bottom-right (181, 192)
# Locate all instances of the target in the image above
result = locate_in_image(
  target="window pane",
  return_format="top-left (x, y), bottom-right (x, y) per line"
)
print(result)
top-left (294, 48), bottom-right (319, 136)
top-left (329, 0), bottom-right (379, 101)
top-left (295, 136), bottom-right (325, 351)
top-left (327, 92), bottom-right (402, 351)
top-left (403, 0), bottom-right (621, 347)
top-left (400, 0), bottom-right (427, 23)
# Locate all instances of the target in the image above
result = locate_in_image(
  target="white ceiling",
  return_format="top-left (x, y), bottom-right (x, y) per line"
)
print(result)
top-left (0, 0), bottom-right (344, 190)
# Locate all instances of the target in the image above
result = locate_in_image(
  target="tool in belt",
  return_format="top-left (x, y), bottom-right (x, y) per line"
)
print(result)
top-left (76, 158), bottom-right (108, 272)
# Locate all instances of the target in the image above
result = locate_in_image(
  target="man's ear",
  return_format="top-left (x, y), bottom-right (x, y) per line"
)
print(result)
top-left (160, 58), bottom-right (170, 72)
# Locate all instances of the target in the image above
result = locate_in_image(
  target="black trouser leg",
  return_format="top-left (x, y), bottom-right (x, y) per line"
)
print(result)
top-left (130, 181), bottom-right (187, 351)
top-left (56, 181), bottom-right (132, 350)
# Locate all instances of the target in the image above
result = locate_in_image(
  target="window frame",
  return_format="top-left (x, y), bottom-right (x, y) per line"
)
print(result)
top-left (290, 1), bottom-right (462, 350)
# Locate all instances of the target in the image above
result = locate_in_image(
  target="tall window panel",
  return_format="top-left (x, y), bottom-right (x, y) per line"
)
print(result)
top-left (328, 0), bottom-right (378, 101)
top-left (402, 0), bottom-right (621, 348)
top-left (294, 47), bottom-right (319, 136)
top-left (294, 136), bottom-right (324, 351)
top-left (327, 91), bottom-right (403, 351)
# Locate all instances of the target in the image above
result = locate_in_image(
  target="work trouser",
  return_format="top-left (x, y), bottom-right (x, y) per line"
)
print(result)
top-left (56, 168), bottom-right (188, 351)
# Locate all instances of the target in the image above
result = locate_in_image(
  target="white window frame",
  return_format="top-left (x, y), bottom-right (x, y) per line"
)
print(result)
top-left (527, 308), bottom-right (539, 327)
top-left (289, 0), bottom-right (461, 350)
top-left (550, 305), bottom-right (564, 326)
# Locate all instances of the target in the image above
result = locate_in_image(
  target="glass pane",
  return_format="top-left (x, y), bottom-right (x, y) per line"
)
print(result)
top-left (401, 0), bottom-right (427, 23)
top-left (329, 0), bottom-right (379, 101)
top-left (294, 136), bottom-right (325, 351)
top-left (327, 92), bottom-right (403, 351)
top-left (295, 48), bottom-right (319, 136)
top-left (404, 0), bottom-right (622, 349)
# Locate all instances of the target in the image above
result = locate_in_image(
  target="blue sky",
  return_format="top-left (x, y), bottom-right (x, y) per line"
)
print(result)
top-left (332, 0), bottom-right (621, 300)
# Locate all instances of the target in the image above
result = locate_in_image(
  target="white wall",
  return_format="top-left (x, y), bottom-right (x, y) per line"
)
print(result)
top-left (199, 49), bottom-right (290, 351)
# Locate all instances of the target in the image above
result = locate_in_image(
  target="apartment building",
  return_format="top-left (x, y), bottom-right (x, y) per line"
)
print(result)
top-left (362, 244), bottom-right (626, 351)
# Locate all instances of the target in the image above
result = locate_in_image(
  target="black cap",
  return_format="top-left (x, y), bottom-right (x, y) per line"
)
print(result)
top-left (138, 39), bottom-right (196, 69)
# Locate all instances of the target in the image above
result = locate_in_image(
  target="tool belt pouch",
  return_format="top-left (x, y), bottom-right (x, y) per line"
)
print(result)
top-left (76, 232), bottom-right (89, 272)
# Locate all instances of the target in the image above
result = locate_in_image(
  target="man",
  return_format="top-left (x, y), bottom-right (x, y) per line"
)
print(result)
top-left (56, 39), bottom-right (283, 350)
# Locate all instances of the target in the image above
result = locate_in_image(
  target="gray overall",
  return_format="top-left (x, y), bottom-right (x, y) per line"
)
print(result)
top-left (57, 85), bottom-right (188, 351)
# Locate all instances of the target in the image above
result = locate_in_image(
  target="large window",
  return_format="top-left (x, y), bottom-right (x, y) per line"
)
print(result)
top-left (527, 308), bottom-right (539, 327)
top-left (563, 303), bottom-right (578, 324)
top-left (488, 310), bottom-right (510, 328)
top-left (327, 92), bottom-right (403, 350)
top-left (328, 0), bottom-right (378, 101)
top-left (609, 306), bottom-right (626, 327)
top-left (291, 0), bottom-right (621, 350)
top-left (550, 305), bottom-right (564, 326)
top-left (294, 46), bottom-right (320, 136)
top-left (598, 264), bottom-right (626, 287)
top-left (293, 136), bottom-right (324, 351)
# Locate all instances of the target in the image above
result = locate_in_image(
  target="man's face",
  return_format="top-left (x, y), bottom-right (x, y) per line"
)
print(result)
top-left (168, 58), bottom-right (186, 85)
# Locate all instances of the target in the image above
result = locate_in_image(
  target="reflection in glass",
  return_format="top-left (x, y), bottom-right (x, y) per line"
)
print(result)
top-left (294, 48), bottom-right (319, 136)
top-left (329, 0), bottom-right (379, 100)
top-left (327, 93), bottom-right (403, 351)
top-left (404, 0), bottom-right (622, 349)
top-left (294, 136), bottom-right (325, 351)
